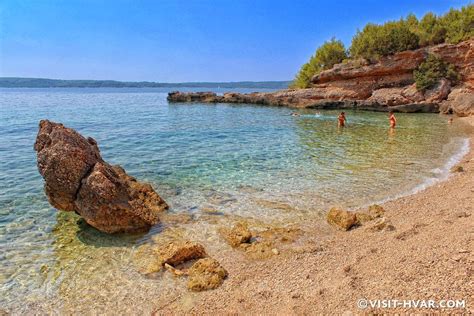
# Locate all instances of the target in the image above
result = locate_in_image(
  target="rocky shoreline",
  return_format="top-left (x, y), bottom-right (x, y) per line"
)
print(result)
top-left (25, 116), bottom-right (473, 313)
top-left (168, 39), bottom-right (473, 116)
top-left (154, 117), bottom-right (474, 314)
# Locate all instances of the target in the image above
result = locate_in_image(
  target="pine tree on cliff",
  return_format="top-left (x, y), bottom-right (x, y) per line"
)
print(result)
top-left (291, 38), bottom-right (347, 89)
top-left (292, 4), bottom-right (473, 89)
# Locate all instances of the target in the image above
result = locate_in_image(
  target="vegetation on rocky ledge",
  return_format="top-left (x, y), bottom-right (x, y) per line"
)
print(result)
top-left (350, 20), bottom-right (419, 60)
top-left (292, 4), bottom-right (473, 88)
top-left (291, 38), bottom-right (347, 89)
top-left (414, 54), bottom-right (460, 92)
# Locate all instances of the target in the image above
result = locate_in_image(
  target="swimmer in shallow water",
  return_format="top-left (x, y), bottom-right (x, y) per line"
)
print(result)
top-left (448, 118), bottom-right (453, 124)
top-left (291, 112), bottom-right (300, 117)
top-left (337, 112), bottom-right (346, 127)
top-left (389, 111), bottom-right (397, 129)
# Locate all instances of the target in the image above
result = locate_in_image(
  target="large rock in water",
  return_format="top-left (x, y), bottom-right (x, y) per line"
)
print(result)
top-left (34, 120), bottom-right (168, 233)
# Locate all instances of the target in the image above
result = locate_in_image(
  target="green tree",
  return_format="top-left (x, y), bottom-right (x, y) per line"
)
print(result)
top-left (413, 54), bottom-right (459, 91)
top-left (350, 20), bottom-right (419, 59)
top-left (292, 4), bottom-right (473, 88)
top-left (405, 13), bottom-right (419, 30)
top-left (417, 12), bottom-right (446, 46)
top-left (441, 5), bottom-right (474, 44)
top-left (292, 38), bottom-right (347, 88)
top-left (292, 62), bottom-right (318, 89)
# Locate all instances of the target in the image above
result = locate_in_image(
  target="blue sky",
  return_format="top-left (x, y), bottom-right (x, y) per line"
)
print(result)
top-left (0, 0), bottom-right (469, 82)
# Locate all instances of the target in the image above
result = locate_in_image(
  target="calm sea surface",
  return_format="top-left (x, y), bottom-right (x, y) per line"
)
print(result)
top-left (0, 88), bottom-right (470, 313)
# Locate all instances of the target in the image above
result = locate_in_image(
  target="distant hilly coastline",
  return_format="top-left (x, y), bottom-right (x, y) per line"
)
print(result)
top-left (0, 77), bottom-right (291, 89)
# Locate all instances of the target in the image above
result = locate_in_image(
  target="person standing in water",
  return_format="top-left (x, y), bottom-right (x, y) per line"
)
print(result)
top-left (338, 112), bottom-right (346, 127)
top-left (389, 111), bottom-right (397, 128)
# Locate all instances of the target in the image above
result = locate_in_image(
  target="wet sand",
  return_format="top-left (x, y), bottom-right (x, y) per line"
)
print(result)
top-left (155, 117), bottom-right (474, 314)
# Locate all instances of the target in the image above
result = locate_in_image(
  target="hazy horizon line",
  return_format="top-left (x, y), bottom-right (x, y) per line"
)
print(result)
top-left (0, 76), bottom-right (291, 84)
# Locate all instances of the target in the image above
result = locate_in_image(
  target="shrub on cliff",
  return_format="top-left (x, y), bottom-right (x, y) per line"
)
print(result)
top-left (292, 5), bottom-right (472, 89)
top-left (350, 20), bottom-right (419, 60)
top-left (292, 61), bottom-right (319, 89)
top-left (441, 5), bottom-right (474, 44)
top-left (417, 12), bottom-right (447, 46)
top-left (292, 38), bottom-right (347, 88)
top-left (414, 6), bottom-right (473, 45)
top-left (349, 5), bottom-right (473, 60)
top-left (413, 54), bottom-right (459, 91)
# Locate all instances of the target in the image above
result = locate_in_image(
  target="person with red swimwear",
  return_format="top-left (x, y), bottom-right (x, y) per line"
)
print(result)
top-left (389, 111), bottom-right (396, 128)
top-left (338, 112), bottom-right (346, 127)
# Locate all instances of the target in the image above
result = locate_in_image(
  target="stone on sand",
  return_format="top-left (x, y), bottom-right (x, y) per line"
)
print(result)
top-left (326, 207), bottom-right (357, 231)
top-left (451, 165), bottom-right (464, 173)
top-left (354, 212), bottom-right (374, 225)
top-left (367, 204), bottom-right (385, 218)
top-left (187, 258), bottom-right (228, 291)
top-left (243, 241), bottom-right (276, 260)
top-left (220, 221), bottom-right (252, 247)
top-left (365, 217), bottom-right (395, 232)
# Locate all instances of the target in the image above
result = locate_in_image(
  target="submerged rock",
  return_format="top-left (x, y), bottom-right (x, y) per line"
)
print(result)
top-left (219, 220), bottom-right (302, 260)
top-left (187, 258), bottom-right (228, 291)
top-left (255, 199), bottom-right (295, 212)
top-left (326, 207), bottom-right (357, 231)
top-left (155, 240), bottom-right (207, 266)
top-left (34, 120), bottom-right (168, 233)
top-left (256, 227), bottom-right (302, 243)
top-left (133, 244), bottom-right (163, 274)
top-left (134, 238), bottom-right (228, 291)
top-left (164, 263), bottom-right (187, 277)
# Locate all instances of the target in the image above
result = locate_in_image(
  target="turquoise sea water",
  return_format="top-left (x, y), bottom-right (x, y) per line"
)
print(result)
top-left (0, 88), bottom-right (470, 313)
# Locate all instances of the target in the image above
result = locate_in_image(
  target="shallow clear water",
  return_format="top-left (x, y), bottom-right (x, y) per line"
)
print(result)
top-left (0, 88), bottom-right (470, 313)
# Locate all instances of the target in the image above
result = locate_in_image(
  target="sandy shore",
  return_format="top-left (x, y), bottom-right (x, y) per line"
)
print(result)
top-left (155, 117), bottom-right (474, 314)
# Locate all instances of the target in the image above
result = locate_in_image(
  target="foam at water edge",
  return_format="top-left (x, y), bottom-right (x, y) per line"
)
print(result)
top-left (357, 137), bottom-right (470, 209)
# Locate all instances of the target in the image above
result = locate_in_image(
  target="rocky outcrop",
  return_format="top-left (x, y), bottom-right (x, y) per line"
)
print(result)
top-left (167, 91), bottom-right (218, 102)
top-left (168, 39), bottom-right (474, 116)
top-left (310, 39), bottom-right (472, 110)
top-left (439, 86), bottom-right (474, 116)
top-left (314, 50), bottom-right (424, 85)
top-left (34, 120), bottom-right (168, 233)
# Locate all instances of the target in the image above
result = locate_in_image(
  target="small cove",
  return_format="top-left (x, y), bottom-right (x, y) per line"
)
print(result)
top-left (0, 87), bottom-right (471, 312)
